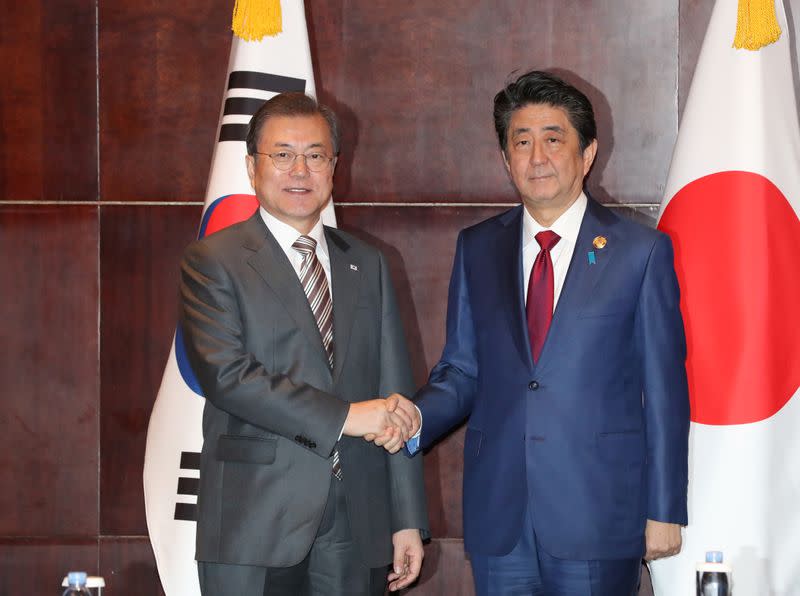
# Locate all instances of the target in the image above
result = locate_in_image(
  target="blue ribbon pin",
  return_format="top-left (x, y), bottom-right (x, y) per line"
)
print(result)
top-left (587, 251), bottom-right (596, 265)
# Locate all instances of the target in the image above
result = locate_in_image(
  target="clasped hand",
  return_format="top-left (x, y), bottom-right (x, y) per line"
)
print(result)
top-left (342, 394), bottom-right (419, 453)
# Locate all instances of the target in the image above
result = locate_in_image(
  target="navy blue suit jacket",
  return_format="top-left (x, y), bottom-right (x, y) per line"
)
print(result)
top-left (414, 199), bottom-right (689, 560)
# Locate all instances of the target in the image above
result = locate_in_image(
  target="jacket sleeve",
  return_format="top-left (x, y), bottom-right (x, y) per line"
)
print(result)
top-left (179, 240), bottom-right (349, 459)
top-left (414, 230), bottom-right (479, 448)
top-left (373, 251), bottom-right (430, 536)
top-left (636, 232), bottom-right (691, 524)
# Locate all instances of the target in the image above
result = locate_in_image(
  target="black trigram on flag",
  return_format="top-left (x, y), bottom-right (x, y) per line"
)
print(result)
top-left (218, 71), bottom-right (307, 142)
top-left (174, 450), bottom-right (201, 521)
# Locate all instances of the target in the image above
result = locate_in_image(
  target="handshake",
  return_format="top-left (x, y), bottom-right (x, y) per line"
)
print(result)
top-left (342, 393), bottom-right (420, 453)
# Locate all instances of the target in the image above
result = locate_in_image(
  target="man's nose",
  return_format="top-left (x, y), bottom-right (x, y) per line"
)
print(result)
top-left (290, 154), bottom-right (310, 175)
top-left (529, 141), bottom-right (546, 165)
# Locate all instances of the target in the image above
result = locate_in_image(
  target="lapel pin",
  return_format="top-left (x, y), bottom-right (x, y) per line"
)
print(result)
top-left (588, 251), bottom-right (596, 265)
top-left (592, 235), bottom-right (607, 249)
top-left (350, 264), bottom-right (358, 271)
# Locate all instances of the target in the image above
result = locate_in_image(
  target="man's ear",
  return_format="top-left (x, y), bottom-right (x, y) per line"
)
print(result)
top-left (245, 154), bottom-right (256, 189)
top-left (582, 139), bottom-right (598, 176)
top-left (502, 151), bottom-right (510, 173)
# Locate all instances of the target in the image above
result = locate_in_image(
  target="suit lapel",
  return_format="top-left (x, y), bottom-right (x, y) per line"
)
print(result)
top-left (495, 206), bottom-right (533, 366)
top-left (326, 228), bottom-right (361, 384)
top-left (535, 199), bottom-right (618, 372)
top-left (243, 214), bottom-right (332, 373)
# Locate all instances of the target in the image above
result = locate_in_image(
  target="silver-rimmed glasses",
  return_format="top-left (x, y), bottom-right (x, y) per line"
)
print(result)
top-left (253, 150), bottom-right (334, 172)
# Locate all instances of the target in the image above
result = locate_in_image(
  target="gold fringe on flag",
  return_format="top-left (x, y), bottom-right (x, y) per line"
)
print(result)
top-left (232, 0), bottom-right (282, 41)
top-left (733, 0), bottom-right (782, 50)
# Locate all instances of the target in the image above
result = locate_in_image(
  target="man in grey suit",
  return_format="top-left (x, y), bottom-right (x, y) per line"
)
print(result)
top-left (180, 92), bottom-right (428, 595)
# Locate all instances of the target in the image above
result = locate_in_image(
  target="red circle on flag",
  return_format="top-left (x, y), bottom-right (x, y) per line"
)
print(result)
top-left (203, 194), bottom-right (259, 238)
top-left (659, 171), bottom-right (800, 425)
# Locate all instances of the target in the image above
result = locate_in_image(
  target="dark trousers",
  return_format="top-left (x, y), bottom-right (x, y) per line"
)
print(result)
top-left (198, 478), bottom-right (388, 596)
top-left (469, 507), bottom-right (641, 596)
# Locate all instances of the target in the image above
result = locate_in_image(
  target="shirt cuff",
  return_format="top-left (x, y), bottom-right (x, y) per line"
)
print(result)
top-left (405, 405), bottom-right (423, 455)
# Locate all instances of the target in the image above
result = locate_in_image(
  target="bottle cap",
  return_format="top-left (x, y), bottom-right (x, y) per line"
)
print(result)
top-left (67, 571), bottom-right (88, 586)
top-left (705, 551), bottom-right (724, 563)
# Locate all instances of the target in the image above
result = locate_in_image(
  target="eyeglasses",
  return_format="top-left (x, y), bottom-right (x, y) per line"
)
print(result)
top-left (253, 150), bottom-right (334, 172)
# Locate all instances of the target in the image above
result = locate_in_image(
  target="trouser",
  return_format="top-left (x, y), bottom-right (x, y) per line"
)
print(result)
top-left (469, 507), bottom-right (641, 596)
top-left (198, 477), bottom-right (388, 596)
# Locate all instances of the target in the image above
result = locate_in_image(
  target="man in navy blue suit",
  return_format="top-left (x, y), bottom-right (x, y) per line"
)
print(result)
top-left (400, 70), bottom-right (690, 594)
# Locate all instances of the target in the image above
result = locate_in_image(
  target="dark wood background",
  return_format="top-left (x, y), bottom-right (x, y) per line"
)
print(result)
top-left (2, 0), bottom-right (776, 592)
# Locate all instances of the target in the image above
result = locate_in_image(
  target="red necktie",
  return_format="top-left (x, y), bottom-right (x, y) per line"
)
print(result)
top-left (526, 230), bottom-right (561, 363)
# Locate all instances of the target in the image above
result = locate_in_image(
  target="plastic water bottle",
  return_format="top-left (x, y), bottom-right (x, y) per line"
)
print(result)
top-left (62, 571), bottom-right (92, 596)
top-left (696, 551), bottom-right (732, 596)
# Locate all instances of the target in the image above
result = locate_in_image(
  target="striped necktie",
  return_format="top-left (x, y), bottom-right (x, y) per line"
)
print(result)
top-left (292, 235), bottom-right (341, 479)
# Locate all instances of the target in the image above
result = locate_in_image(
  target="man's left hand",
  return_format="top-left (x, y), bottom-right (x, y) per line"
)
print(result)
top-left (644, 519), bottom-right (682, 560)
top-left (387, 528), bottom-right (424, 591)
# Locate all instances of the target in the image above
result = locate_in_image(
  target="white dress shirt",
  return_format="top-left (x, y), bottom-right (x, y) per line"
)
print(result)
top-left (522, 192), bottom-right (587, 312)
top-left (258, 207), bottom-right (332, 301)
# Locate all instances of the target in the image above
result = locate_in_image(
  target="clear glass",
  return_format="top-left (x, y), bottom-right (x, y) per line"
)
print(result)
top-left (254, 150), bottom-right (333, 172)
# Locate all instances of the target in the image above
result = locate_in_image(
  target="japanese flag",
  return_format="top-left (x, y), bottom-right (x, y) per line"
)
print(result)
top-left (651, 0), bottom-right (800, 594)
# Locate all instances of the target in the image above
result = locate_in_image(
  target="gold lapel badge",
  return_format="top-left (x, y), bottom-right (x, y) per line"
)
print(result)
top-left (592, 236), bottom-right (607, 250)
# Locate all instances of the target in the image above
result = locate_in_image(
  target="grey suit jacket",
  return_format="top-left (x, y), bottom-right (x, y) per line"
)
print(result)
top-left (179, 212), bottom-right (428, 568)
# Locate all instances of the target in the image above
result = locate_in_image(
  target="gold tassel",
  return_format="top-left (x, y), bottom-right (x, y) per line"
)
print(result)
top-left (232, 0), bottom-right (282, 41)
top-left (733, 0), bottom-right (782, 50)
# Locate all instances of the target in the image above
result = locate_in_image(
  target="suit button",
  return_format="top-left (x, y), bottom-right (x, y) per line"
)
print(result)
top-left (528, 381), bottom-right (539, 391)
top-left (309, 442), bottom-right (317, 449)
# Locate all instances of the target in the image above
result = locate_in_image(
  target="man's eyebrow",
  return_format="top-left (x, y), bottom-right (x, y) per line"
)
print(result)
top-left (510, 125), bottom-right (566, 137)
top-left (271, 141), bottom-right (327, 149)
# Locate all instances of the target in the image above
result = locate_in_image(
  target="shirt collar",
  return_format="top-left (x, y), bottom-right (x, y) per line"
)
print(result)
top-left (522, 192), bottom-right (587, 249)
top-left (259, 206), bottom-right (329, 260)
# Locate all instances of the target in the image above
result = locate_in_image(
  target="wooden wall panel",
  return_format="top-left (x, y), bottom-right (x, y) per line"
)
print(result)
top-left (410, 539), bottom-right (475, 595)
top-left (337, 206), bottom-right (504, 380)
top-left (308, 1), bottom-right (678, 204)
top-left (679, 0), bottom-right (716, 116)
top-left (0, 206), bottom-right (99, 536)
top-left (0, 0), bottom-right (96, 200)
top-left (99, 205), bottom-right (200, 534)
top-left (0, 539), bottom-right (98, 596)
top-left (98, 0), bottom-right (231, 202)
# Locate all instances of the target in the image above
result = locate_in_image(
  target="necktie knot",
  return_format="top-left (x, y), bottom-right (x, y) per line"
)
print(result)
top-left (535, 230), bottom-right (560, 252)
top-left (292, 235), bottom-right (317, 257)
